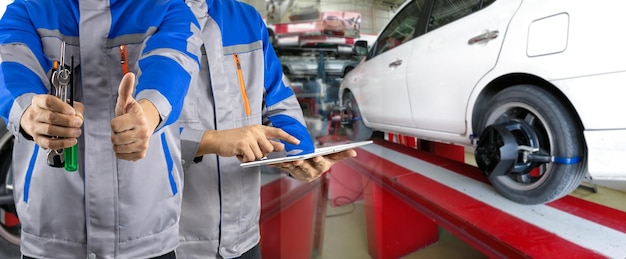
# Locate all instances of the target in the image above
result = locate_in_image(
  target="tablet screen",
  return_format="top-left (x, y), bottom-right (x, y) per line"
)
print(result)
top-left (240, 140), bottom-right (373, 168)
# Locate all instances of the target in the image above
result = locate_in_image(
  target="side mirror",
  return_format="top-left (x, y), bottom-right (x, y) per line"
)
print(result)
top-left (354, 40), bottom-right (368, 56)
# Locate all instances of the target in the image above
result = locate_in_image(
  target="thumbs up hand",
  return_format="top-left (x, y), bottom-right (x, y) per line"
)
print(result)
top-left (111, 73), bottom-right (160, 161)
top-left (115, 72), bottom-right (137, 117)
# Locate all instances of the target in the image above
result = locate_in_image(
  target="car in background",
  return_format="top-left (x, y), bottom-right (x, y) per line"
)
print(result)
top-left (323, 15), bottom-right (350, 31)
top-left (277, 44), bottom-right (362, 79)
top-left (339, 0), bottom-right (626, 204)
top-left (288, 4), bottom-right (320, 22)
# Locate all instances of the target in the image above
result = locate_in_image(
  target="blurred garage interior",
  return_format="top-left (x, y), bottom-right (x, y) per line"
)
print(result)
top-left (1, 0), bottom-right (626, 258)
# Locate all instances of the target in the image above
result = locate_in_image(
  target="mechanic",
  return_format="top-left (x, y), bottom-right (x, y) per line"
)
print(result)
top-left (0, 0), bottom-right (200, 258)
top-left (177, 0), bottom-right (356, 258)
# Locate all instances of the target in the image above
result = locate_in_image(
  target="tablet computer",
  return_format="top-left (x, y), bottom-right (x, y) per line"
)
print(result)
top-left (240, 140), bottom-right (373, 168)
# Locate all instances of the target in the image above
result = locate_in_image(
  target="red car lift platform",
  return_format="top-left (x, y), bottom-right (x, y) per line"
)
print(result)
top-left (331, 138), bottom-right (626, 258)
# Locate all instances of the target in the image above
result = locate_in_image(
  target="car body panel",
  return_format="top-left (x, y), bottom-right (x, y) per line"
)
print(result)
top-left (340, 0), bottom-right (626, 180)
top-left (485, 1), bottom-right (626, 129)
top-left (407, 0), bottom-right (521, 134)
top-left (352, 42), bottom-right (415, 127)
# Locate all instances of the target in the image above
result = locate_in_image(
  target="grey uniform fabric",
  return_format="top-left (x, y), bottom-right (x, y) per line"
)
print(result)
top-left (0, 0), bottom-right (201, 258)
top-left (177, 0), bottom-right (315, 258)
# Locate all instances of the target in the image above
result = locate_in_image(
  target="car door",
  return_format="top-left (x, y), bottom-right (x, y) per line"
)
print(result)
top-left (352, 0), bottom-right (426, 127)
top-left (406, 0), bottom-right (521, 134)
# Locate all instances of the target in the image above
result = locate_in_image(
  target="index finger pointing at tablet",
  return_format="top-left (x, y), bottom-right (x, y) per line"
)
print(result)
top-left (266, 127), bottom-right (300, 145)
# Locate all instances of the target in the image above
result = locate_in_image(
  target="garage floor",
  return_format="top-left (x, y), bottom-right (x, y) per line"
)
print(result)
top-left (319, 187), bottom-right (626, 259)
top-left (318, 185), bottom-right (626, 259)
top-left (319, 201), bottom-right (487, 259)
top-left (317, 151), bottom-right (626, 258)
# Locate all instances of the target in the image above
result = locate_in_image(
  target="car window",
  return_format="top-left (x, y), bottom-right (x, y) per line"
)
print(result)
top-left (428, 0), bottom-right (482, 31)
top-left (482, 0), bottom-right (495, 8)
top-left (371, 0), bottom-right (426, 57)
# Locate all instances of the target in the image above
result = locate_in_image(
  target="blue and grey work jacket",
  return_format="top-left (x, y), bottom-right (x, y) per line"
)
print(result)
top-left (177, 0), bottom-right (315, 258)
top-left (0, 0), bottom-right (201, 258)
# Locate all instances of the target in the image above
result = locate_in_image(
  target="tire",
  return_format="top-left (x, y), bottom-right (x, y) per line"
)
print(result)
top-left (0, 129), bottom-right (19, 246)
top-left (342, 91), bottom-right (373, 141)
top-left (475, 85), bottom-right (586, 204)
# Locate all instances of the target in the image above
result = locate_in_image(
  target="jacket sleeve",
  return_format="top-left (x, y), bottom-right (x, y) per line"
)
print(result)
top-left (180, 127), bottom-right (204, 169)
top-left (134, 1), bottom-right (202, 130)
top-left (0, 0), bottom-right (51, 138)
top-left (260, 17), bottom-right (315, 156)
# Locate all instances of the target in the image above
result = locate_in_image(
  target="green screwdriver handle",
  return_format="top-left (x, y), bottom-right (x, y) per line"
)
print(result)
top-left (64, 144), bottom-right (78, 172)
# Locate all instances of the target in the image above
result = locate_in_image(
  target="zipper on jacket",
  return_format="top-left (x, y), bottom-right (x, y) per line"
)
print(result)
top-left (119, 45), bottom-right (129, 75)
top-left (233, 53), bottom-right (251, 116)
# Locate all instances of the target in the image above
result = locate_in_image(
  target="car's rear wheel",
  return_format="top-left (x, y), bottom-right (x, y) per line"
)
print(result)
top-left (0, 130), bottom-right (19, 245)
top-left (341, 91), bottom-right (373, 141)
top-left (475, 85), bottom-right (586, 204)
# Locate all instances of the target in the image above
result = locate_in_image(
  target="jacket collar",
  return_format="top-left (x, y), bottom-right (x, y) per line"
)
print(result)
top-left (187, 0), bottom-right (211, 17)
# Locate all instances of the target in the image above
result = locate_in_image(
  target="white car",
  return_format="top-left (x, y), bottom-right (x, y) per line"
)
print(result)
top-left (339, 0), bottom-right (626, 204)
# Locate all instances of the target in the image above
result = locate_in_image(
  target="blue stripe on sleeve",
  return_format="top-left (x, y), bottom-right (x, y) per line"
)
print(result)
top-left (212, 1), bottom-right (262, 46)
top-left (1, 0), bottom-right (79, 40)
top-left (269, 114), bottom-right (315, 155)
top-left (160, 133), bottom-right (178, 196)
top-left (139, 2), bottom-right (200, 63)
top-left (263, 44), bottom-right (293, 107)
top-left (0, 62), bottom-right (49, 122)
top-left (23, 145), bottom-right (39, 202)
top-left (137, 56), bottom-right (192, 127)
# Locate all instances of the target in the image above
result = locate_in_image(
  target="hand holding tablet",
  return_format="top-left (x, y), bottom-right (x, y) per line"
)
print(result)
top-left (240, 140), bottom-right (373, 168)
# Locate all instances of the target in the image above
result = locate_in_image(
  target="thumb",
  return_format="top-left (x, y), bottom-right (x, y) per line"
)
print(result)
top-left (116, 72), bottom-right (136, 116)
